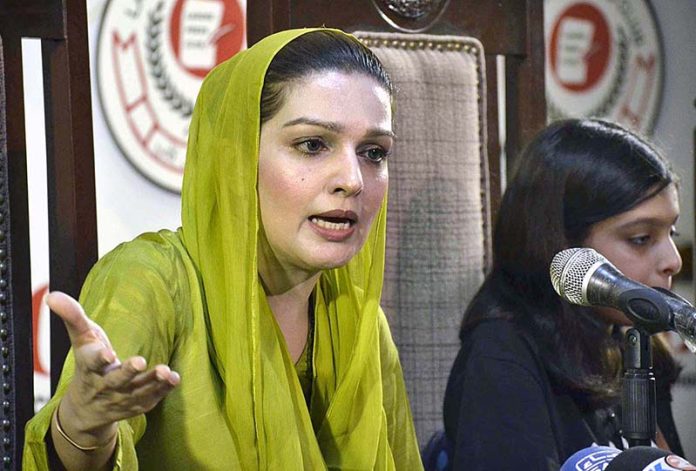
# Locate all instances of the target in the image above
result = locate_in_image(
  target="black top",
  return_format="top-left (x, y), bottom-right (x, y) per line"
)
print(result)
top-left (442, 318), bottom-right (682, 470)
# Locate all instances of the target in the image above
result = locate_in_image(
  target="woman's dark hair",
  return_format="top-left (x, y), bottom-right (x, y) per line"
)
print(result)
top-left (260, 30), bottom-right (393, 124)
top-left (461, 118), bottom-right (678, 409)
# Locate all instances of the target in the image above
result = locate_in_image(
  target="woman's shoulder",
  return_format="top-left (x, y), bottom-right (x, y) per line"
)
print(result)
top-left (80, 228), bottom-right (197, 316)
top-left (103, 228), bottom-right (187, 259)
top-left (79, 229), bottom-right (200, 355)
top-left (91, 229), bottom-right (192, 279)
top-left (447, 317), bottom-right (550, 394)
top-left (461, 318), bottom-right (537, 361)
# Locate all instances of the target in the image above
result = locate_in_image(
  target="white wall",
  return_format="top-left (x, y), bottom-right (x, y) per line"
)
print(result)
top-left (87, 0), bottom-right (184, 252)
top-left (650, 0), bottom-right (696, 250)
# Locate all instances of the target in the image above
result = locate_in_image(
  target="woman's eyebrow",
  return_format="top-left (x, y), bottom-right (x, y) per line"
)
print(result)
top-left (283, 117), bottom-right (396, 139)
top-left (617, 215), bottom-right (679, 230)
top-left (365, 128), bottom-right (397, 139)
top-left (283, 117), bottom-right (343, 132)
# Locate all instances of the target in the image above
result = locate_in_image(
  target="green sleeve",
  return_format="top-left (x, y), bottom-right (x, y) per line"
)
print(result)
top-left (23, 231), bottom-right (186, 470)
top-left (378, 309), bottom-right (424, 470)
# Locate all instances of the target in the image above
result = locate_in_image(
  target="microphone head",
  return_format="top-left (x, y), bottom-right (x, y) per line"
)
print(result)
top-left (605, 446), bottom-right (696, 470)
top-left (560, 446), bottom-right (621, 471)
top-left (560, 446), bottom-right (696, 471)
top-left (549, 247), bottom-right (609, 306)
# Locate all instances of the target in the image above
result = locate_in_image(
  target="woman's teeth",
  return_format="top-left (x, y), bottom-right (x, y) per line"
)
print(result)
top-left (311, 217), bottom-right (351, 231)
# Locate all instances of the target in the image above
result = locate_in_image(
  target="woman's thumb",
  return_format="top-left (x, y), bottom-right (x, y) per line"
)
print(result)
top-left (46, 291), bottom-right (92, 342)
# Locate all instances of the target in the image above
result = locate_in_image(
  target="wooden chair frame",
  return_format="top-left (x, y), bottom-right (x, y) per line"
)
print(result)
top-left (0, 0), bottom-right (98, 466)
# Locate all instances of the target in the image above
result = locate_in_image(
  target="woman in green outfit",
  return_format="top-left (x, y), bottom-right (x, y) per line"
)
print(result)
top-left (24, 28), bottom-right (423, 470)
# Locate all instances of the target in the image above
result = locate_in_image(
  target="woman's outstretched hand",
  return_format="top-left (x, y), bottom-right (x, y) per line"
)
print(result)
top-left (46, 291), bottom-right (180, 461)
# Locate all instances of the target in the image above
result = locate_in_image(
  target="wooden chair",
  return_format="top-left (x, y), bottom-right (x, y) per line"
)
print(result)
top-left (247, 0), bottom-right (547, 446)
top-left (0, 0), bottom-right (97, 466)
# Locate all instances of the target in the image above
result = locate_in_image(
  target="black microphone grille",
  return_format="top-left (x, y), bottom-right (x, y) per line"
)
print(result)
top-left (550, 248), bottom-right (607, 305)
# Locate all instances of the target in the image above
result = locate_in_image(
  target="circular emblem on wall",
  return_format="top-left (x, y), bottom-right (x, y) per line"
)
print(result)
top-left (97, 0), bottom-right (245, 192)
top-left (545, 0), bottom-right (663, 134)
top-left (371, 0), bottom-right (451, 32)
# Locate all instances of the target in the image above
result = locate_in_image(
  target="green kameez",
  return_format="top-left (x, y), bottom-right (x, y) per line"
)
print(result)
top-left (23, 28), bottom-right (423, 470)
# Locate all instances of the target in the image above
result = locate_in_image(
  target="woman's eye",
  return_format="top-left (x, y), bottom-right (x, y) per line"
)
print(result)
top-left (296, 138), bottom-right (327, 154)
top-left (670, 227), bottom-right (680, 238)
top-left (362, 146), bottom-right (390, 163)
top-left (629, 235), bottom-right (650, 246)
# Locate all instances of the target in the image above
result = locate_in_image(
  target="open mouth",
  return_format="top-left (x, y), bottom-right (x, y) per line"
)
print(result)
top-left (309, 216), bottom-right (355, 231)
top-left (309, 210), bottom-right (358, 232)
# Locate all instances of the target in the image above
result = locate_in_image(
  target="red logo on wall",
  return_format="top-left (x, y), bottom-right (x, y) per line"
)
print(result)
top-left (97, 0), bottom-right (246, 193)
top-left (545, 0), bottom-right (663, 134)
top-left (32, 284), bottom-right (49, 376)
top-left (549, 3), bottom-right (611, 93)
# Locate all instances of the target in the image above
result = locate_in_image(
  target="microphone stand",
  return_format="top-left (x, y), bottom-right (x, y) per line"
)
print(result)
top-left (621, 327), bottom-right (655, 447)
top-left (616, 287), bottom-right (671, 448)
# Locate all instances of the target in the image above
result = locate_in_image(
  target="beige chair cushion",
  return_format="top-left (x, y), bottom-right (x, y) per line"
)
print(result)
top-left (355, 31), bottom-right (492, 446)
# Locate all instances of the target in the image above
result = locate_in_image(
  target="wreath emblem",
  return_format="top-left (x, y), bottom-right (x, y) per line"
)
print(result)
top-left (147, 1), bottom-right (194, 117)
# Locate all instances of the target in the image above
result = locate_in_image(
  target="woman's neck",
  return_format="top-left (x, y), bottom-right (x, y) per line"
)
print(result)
top-left (261, 273), bottom-right (320, 363)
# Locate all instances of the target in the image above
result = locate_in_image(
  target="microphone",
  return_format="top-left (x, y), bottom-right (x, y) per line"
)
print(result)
top-left (561, 446), bottom-right (695, 470)
top-left (560, 446), bottom-right (620, 470)
top-left (605, 446), bottom-right (695, 470)
top-left (550, 247), bottom-right (696, 351)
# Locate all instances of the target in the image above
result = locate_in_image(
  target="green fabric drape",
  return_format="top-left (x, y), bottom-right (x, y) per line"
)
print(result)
top-left (23, 28), bottom-right (422, 470)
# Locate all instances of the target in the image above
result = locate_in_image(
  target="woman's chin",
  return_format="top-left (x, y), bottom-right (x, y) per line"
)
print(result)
top-left (305, 249), bottom-right (360, 271)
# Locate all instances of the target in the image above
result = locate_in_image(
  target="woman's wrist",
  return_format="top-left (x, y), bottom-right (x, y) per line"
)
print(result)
top-left (53, 402), bottom-right (117, 452)
top-left (54, 396), bottom-right (118, 451)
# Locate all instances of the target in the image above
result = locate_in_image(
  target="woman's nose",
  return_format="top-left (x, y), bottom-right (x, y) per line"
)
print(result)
top-left (660, 237), bottom-right (682, 278)
top-left (330, 149), bottom-right (363, 197)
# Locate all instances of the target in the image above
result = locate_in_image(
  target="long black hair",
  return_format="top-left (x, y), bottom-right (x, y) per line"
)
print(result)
top-left (461, 118), bottom-right (678, 409)
top-left (260, 30), bottom-right (392, 124)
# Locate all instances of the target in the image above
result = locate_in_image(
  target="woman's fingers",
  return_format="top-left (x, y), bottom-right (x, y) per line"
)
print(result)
top-left (46, 293), bottom-right (180, 425)
top-left (133, 365), bottom-right (180, 388)
top-left (92, 361), bottom-right (180, 417)
top-left (101, 357), bottom-right (147, 389)
top-left (130, 366), bottom-right (180, 396)
top-left (63, 356), bottom-right (180, 428)
top-left (45, 291), bottom-right (93, 344)
top-left (77, 341), bottom-right (119, 374)
top-left (104, 361), bottom-right (179, 389)
top-left (128, 368), bottom-right (180, 412)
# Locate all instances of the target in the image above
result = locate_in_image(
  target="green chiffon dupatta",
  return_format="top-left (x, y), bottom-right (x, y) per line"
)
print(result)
top-left (23, 28), bottom-right (421, 470)
top-left (181, 28), bottom-right (406, 469)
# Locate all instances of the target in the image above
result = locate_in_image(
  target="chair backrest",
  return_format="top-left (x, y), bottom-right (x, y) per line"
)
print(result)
top-left (247, 1), bottom-right (547, 446)
top-left (0, 0), bottom-right (97, 466)
top-left (356, 31), bottom-right (491, 443)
